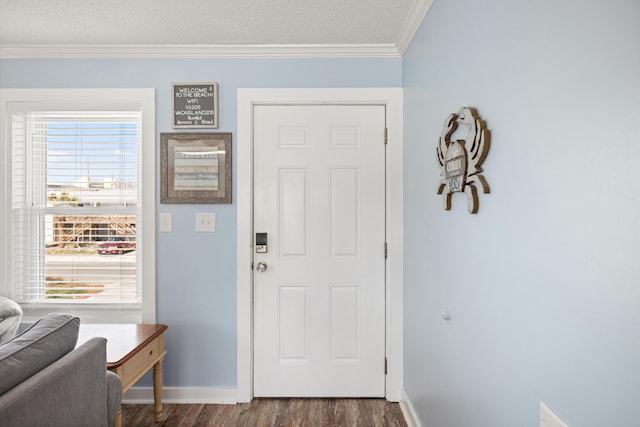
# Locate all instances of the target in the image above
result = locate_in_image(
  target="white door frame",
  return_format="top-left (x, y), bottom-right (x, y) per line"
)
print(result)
top-left (237, 88), bottom-right (403, 402)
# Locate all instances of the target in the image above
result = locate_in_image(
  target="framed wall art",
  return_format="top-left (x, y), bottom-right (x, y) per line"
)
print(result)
top-left (171, 82), bottom-right (218, 128)
top-left (160, 132), bottom-right (231, 204)
top-left (436, 107), bottom-right (490, 214)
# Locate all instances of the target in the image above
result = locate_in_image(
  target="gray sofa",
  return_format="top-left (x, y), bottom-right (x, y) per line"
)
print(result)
top-left (0, 313), bottom-right (122, 427)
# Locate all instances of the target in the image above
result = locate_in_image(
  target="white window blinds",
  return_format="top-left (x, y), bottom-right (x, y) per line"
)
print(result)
top-left (11, 111), bottom-right (143, 307)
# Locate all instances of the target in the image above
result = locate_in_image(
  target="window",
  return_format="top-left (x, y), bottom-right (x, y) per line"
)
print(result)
top-left (0, 89), bottom-right (155, 323)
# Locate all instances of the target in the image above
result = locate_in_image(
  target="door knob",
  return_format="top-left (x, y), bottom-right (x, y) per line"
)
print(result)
top-left (256, 261), bottom-right (268, 273)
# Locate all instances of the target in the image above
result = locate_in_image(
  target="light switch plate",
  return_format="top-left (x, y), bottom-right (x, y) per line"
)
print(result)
top-left (540, 401), bottom-right (568, 427)
top-left (196, 212), bottom-right (215, 232)
top-left (159, 212), bottom-right (172, 232)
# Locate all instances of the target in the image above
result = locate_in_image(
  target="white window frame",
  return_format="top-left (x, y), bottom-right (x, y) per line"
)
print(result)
top-left (0, 88), bottom-right (156, 323)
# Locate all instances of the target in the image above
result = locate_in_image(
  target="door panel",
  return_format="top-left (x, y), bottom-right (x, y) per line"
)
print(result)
top-left (253, 105), bottom-right (385, 397)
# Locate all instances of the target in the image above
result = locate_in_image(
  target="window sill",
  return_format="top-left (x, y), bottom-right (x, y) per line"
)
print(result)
top-left (20, 305), bottom-right (144, 325)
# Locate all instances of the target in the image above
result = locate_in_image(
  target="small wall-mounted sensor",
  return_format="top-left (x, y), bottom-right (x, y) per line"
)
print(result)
top-left (540, 401), bottom-right (569, 427)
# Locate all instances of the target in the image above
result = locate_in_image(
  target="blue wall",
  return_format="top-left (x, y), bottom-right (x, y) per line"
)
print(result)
top-left (0, 58), bottom-right (402, 387)
top-left (403, 0), bottom-right (640, 426)
top-left (4, 0), bottom-right (640, 420)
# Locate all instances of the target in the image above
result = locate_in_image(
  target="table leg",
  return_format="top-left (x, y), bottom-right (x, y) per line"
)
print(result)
top-left (114, 409), bottom-right (122, 427)
top-left (153, 359), bottom-right (164, 422)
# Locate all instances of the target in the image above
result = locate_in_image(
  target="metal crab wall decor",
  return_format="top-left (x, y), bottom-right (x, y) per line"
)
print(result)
top-left (436, 107), bottom-right (490, 214)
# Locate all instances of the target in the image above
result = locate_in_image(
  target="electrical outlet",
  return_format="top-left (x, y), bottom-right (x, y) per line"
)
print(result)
top-left (159, 212), bottom-right (172, 232)
top-left (196, 212), bottom-right (215, 232)
top-left (540, 402), bottom-right (568, 427)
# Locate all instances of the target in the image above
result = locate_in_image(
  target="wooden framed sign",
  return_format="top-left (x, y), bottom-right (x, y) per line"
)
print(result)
top-left (160, 132), bottom-right (231, 204)
top-left (172, 82), bottom-right (218, 128)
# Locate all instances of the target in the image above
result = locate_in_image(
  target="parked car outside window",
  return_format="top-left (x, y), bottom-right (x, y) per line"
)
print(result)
top-left (97, 236), bottom-right (136, 255)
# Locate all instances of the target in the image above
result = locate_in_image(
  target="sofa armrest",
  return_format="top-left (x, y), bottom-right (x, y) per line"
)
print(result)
top-left (0, 337), bottom-right (122, 427)
top-left (106, 371), bottom-right (123, 425)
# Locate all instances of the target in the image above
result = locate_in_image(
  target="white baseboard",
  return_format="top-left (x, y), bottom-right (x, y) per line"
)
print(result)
top-left (400, 389), bottom-right (421, 427)
top-left (123, 387), bottom-right (237, 404)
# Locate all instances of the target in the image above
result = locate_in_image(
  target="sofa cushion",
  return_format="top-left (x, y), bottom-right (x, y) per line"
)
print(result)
top-left (0, 297), bottom-right (23, 345)
top-left (0, 313), bottom-right (79, 395)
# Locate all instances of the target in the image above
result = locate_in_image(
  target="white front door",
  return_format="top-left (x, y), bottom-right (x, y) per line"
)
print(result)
top-left (252, 105), bottom-right (386, 397)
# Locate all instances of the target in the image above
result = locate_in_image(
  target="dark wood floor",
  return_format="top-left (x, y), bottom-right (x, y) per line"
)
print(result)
top-left (121, 399), bottom-right (407, 427)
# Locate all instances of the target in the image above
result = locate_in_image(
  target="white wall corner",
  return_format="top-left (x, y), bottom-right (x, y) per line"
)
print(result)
top-left (395, 0), bottom-right (435, 55)
top-left (400, 389), bottom-right (422, 427)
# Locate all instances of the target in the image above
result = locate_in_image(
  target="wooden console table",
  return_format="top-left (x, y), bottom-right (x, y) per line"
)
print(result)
top-left (78, 323), bottom-right (168, 427)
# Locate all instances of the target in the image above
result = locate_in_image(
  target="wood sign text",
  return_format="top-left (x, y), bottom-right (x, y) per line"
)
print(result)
top-left (172, 83), bottom-right (218, 128)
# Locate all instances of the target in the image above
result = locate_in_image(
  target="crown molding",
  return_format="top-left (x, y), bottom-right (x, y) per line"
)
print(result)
top-left (0, 43), bottom-right (402, 59)
top-left (0, 1), bottom-right (433, 60)
top-left (395, 0), bottom-right (435, 55)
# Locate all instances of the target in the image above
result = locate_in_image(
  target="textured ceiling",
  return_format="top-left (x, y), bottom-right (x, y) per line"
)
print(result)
top-left (0, 0), bottom-right (432, 57)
